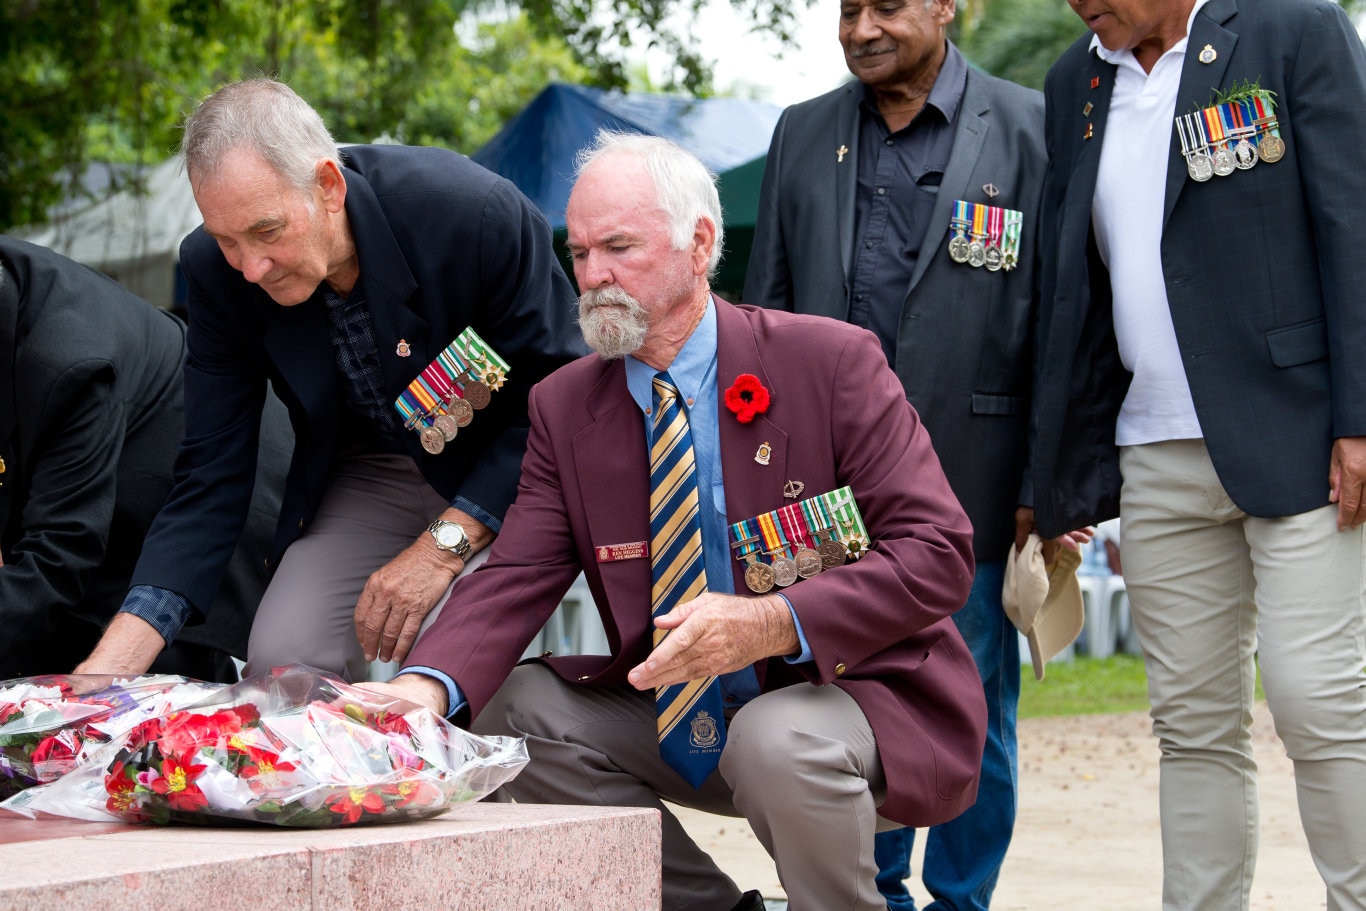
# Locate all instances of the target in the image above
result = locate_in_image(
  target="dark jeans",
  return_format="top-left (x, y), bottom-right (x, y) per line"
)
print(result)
top-left (875, 561), bottom-right (1019, 911)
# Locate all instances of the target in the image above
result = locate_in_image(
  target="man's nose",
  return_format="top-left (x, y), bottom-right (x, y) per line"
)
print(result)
top-left (575, 250), bottom-right (613, 289)
top-left (847, 6), bottom-right (882, 42)
top-left (240, 251), bottom-right (273, 284)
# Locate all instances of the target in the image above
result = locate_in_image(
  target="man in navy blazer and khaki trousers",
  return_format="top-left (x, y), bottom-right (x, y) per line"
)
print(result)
top-left (75, 79), bottom-right (583, 682)
top-left (380, 132), bottom-right (986, 910)
top-left (1028, 1), bottom-right (1366, 907)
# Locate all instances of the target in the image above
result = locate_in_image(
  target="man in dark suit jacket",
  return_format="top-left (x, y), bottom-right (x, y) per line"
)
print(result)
top-left (1028, 1), bottom-right (1366, 906)
top-left (743, 1), bottom-right (1045, 906)
top-left (76, 79), bottom-right (583, 682)
top-left (376, 132), bottom-right (986, 910)
top-left (0, 235), bottom-right (286, 681)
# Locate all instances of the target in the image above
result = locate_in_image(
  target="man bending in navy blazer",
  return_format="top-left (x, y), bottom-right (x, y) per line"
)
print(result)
top-left (372, 132), bottom-right (986, 910)
top-left (744, 2), bottom-right (1050, 907)
top-left (76, 79), bottom-right (583, 682)
top-left (1027, 1), bottom-right (1366, 907)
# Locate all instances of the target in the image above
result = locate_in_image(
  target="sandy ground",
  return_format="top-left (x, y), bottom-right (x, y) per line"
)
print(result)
top-left (675, 700), bottom-right (1325, 909)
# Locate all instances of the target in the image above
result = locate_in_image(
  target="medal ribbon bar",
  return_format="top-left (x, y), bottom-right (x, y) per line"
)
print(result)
top-left (392, 327), bottom-right (512, 451)
top-left (728, 487), bottom-right (871, 587)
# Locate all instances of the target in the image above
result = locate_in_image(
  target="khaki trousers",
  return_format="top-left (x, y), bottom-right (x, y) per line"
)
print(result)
top-left (475, 662), bottom-right (894, 911)
top-left (246, 449), bottom-right (474, 681)
top-left (1119, 440), bottom-right (1366, 911)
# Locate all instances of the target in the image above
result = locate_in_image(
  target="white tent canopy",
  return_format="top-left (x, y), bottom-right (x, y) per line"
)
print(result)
top-left (20, 155), bottom-right (201, 311)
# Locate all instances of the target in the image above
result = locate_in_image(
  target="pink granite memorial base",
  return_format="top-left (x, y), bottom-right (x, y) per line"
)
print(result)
top-left (0, 803), bottom-right (659, 910)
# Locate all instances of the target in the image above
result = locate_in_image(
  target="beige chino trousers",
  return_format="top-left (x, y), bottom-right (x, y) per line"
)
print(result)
top-left (1119, 439), bottom-right (1366, 911)
top-left (246, 449), bottom-right (479, 681)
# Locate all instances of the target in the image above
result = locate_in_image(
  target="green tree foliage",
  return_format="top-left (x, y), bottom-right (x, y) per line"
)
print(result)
top-left (512, 0), bottom-right (811, 94)
top-left (0, 0), bottom-right (808, 231)
top-left (957, 0), bottom-right (1364, 92)
top-left (954, 0), bottom-right (1087, 90)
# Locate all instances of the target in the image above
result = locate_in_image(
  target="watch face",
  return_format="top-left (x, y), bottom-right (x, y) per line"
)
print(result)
top-left (435, 524), bottom-right (465, 548)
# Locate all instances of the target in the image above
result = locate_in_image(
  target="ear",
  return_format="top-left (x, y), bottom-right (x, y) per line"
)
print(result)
top-left (691, 216), bottom-right (717, 276)
top-left (316, 158), bottom-right (348, 213)
top-left (933, 0), bottom-right (956, 28)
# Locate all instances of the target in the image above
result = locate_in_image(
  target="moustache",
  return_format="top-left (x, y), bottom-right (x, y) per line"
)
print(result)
top-left (579, 286), bottom-right (642, 313)
top-left (848, 43), bottom-right (896, 59)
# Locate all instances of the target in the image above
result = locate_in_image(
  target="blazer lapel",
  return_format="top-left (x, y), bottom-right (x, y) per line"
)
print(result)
top-left (1068, 54), bottom-right (1118, 221)
top-left (575, 365), bottom-right (651, 551)
top-left (1164, 0), bottom-right (1239, 227)
top-left (338, 166), bottom-right (428, 389)
top-left (715, 302), bottom-right (791, 590)
top-left (835, 86), bottom-right (862, 287)
top-left (262, 294), bottom-right (341, 427)
top-left (910, 72), bottom-right (989, 293)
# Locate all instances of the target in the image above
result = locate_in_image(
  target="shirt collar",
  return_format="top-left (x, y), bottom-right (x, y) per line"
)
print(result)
top-left (859, 39), bottom-right (968, 130)
top-left (1090, 0), bottom-right (1211, 65)
top-left (625, 295), bottom-right (718, 414)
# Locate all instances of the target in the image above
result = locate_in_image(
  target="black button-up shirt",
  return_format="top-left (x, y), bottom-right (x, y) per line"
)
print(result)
top-left (849, 43), bottom-right (967, 366)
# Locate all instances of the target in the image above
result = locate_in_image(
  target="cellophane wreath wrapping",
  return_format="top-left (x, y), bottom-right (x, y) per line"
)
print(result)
top-left (2, 664), bottom-right (528, 827)
top-left (0, 674), bottom-right (223, 800)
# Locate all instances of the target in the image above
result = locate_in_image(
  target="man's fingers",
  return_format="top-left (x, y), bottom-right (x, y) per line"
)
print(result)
top-left (354, 581), bottom-right (388, 661)
top-left (386, 612), bottom-right (425, 666)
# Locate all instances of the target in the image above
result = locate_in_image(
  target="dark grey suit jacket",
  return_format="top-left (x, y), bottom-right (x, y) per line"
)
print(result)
top-left (744, 60), bottom-right (1046, 560)
top-left (1031, 0), bottom-right (1366, 537)
top-left (0, 236), bottom-right (288, 677)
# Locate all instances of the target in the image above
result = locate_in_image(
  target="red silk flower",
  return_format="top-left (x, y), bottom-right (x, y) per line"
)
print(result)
top-left (724, 374), bottom-right (771, 424)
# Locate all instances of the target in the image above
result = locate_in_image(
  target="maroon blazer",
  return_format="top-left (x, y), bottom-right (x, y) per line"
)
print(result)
top-left (406, 300), bottom-right (986, 826)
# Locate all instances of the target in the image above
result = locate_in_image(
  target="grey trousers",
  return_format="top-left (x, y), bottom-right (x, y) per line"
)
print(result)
top-left (1120, 440), bottom-right (1366, 911)
top-left (245, 449), bottom-right (452, 682)
top-left (475, 662), bottom-right (895, 911)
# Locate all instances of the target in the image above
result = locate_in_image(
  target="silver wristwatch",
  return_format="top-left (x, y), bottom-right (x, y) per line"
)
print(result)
top-left (427, 519), bottom-right (472, 559)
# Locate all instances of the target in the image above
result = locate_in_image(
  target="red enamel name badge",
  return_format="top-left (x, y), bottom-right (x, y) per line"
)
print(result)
top-left (596, 542), bottom-right (649, 562)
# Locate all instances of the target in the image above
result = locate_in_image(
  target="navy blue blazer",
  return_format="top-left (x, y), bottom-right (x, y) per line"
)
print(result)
top-left (1031, 0), bottom-right (1366, 537)
top-left (130, 145), bottom-right (584, 617)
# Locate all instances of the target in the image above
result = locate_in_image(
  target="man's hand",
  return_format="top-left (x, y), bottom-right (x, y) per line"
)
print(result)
top-left (1014, 506), bottom-right (1095, 563)
top-left (354, 509), bottom-right (491, 665)
top-left (73, 612), bottom-right (166, 676)
top-left (353, 673), bottom-right (449, 717)
top-left (1330, 436), bottom-right (1366, 530)
top-left (627, 592), bottom-right (798, 691)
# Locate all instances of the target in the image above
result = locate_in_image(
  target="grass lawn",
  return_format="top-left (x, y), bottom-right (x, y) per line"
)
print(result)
top-left (1018, 654), bottom-right (1266, 719)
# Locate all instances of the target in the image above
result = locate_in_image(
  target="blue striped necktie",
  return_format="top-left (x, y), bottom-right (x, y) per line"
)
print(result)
top-left (649, 372), bottom-right (726, 787)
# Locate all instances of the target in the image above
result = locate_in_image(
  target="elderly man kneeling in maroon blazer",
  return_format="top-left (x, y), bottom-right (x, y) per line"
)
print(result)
top-left (372, 130), bottom-right (986, 911)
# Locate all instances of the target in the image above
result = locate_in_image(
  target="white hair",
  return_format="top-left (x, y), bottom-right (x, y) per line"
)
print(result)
top-left (573, 130), bottom-right (725, 278)
top-left (182, 78), bottom-right (340, 194)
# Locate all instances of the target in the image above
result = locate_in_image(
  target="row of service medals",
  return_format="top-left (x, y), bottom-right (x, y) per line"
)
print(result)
top-left (728, 487), bottom-right (870, 594)
top-left (1174, 90), bottom-right (1285, 183)
top-left (392, 327), bottom-right (509, 455)
top-left (948, 201), bottom-right (1023, 272)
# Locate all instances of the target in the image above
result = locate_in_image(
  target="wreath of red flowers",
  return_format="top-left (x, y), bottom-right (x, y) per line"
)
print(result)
top-left (724, 373), bottom-right (771, 424)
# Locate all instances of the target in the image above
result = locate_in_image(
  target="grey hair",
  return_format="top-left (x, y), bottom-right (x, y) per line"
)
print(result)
top-left (573, 130), bottom-right (724, 278)
top-left (181, 78), bottom-right (340, 194)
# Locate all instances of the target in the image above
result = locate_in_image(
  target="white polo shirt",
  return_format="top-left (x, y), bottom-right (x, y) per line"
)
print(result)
top-left (1091, 0), bottom-right (1210, 446)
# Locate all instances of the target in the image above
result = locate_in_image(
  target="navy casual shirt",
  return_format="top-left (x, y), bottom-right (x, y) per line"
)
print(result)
top-left (849, 42), bottom-right (967, 366)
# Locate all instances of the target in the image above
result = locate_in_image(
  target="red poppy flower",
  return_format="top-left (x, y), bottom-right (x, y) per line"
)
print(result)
top-left (30, 733), bottom-right (78, 765)
top-left (390, 777), bottom-right (442, 809)
top-left (105, 761), bottom-right (141, 814)
top-left (149, 754), bottom-right (209, 812)
top-left (326, 787), bottom-right (386, 824)
top-left (369, 710), bottom-right (413, 738)
top-left (724, 374), bottom-right (771, 424)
